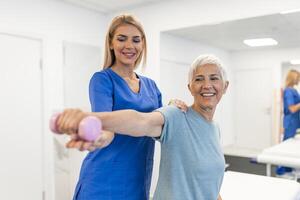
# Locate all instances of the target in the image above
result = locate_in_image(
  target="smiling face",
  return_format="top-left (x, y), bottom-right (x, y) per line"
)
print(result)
top-left (188, 64), bottom-right (229, 117)
top-left (110, 24), bottom-right (144, 68)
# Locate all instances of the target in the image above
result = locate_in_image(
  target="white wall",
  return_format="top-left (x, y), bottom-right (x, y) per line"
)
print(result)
top-left (231, 47), bottom-right (300, 146)
top-left (160, 33), bottom-right (234, 146)
top-left (231, 48), bottom-right (300, 72)
top-left (0, 1), bottom-right (107, 200)
top-left (111, 0), bottom-right (300, 82)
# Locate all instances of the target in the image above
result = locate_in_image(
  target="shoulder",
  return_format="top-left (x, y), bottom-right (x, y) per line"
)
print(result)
top-left (284, 87), bottom-right (297, 92)
top-left (284, 87), bottom-right (297, 96)
top-left (90, 69), bottom-right (113, 85)
top-left (138, 74), bottom-right (161, 93)
top-left (89, 69), bottom-right (114, 94)
top-left (156, 106), bottom-right (183, 120)
top-left (138, 74), bottom-right (157, 85)
top-left (91, 69), bottom-right (111, 80)
top-left (155, 106), bottom-right (184, 143)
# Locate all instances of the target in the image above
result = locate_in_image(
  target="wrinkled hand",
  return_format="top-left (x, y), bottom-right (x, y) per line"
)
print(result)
top-left (66, 130), bottom-right (115, 151)
top-left (168, 99), bottom-right (188, 112)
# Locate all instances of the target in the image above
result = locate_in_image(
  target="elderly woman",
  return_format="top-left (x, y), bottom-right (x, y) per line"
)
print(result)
top-left (57, 54), bottom-right (229, 200)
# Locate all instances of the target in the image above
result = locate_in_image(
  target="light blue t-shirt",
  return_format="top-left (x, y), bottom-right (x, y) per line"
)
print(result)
top-left (154, 106), bottom-right (225, 200)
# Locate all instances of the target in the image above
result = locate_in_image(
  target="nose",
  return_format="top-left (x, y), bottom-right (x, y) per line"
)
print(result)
top-left (124, 40), bottom-right (134, 48)
top-left (202, 80), bottom-right (213, 89)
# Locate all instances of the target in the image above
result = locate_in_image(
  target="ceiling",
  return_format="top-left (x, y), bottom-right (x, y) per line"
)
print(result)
top-left (60, 0), bottom-right (174, 14)
top-left (165, 11), bottom-right (300, 51)
top-left (59, 1), bottom-right (300, 52)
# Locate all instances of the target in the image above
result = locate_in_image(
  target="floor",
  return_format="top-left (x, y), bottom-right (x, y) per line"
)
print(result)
top-left (225, 155), bottom-right (277, 176)
top-left (225, 155), bottom-right (300, 183)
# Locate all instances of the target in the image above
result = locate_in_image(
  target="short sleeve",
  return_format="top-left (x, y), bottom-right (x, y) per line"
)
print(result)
top-left (145, 77), bottom-right (162, 108)
top-left (284, 89), bottom-right (296, 108)
top-left (89, 71), bottom-right (113, 112)
top-left (155, 106), bottom-right (183, 144)
top-left (154, 82), bottom-right (163, 108)
top-left (215, 123), bottom-right (221, 141)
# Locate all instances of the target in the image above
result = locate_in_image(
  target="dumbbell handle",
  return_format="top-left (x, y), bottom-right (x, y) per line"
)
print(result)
top-left (49, 113), bottom-right (102, 142)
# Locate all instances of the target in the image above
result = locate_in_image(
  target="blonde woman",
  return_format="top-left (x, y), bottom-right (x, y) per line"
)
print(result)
top-left (277, 69), bottom-right (300, 175)
top-left (68, 14), bottom-right (186, 200)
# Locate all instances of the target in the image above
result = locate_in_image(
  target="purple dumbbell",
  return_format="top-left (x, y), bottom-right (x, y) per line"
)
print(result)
top-left (49, 113), bottom-right (102, 142)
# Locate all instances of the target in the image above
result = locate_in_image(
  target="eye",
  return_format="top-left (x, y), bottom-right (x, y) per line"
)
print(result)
top-left (133, 37), bottom-right (141, 43)
top-left (211, 76), bottom-right (221, 81)
top-left (194, 77), bottom-right (204, 81)
top-left (116, 36), bottom-right (126, 42)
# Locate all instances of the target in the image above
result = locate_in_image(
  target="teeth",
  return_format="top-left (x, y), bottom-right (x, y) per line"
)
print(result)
top-left (123, 52), bottom-right (135, 56)
top-left (202, 93), bottom-right (214, 97)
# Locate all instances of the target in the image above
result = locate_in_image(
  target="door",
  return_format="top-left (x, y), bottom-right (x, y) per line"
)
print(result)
top-left (0, 34), bottom-right (43, 199)
top-left (160, 59), bottom-right (193, 104)
top-left (54, 42), bottom-right (101, 200)
top-left (235, 69), bottom-right (272, 150)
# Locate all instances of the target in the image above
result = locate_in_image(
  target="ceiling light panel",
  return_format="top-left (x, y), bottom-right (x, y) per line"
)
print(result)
top-left (243, 38), bottom-right (278, 47)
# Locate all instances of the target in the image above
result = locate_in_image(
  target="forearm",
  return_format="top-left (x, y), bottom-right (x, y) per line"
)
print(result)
top-left (217, 194), bottom-right (222, 200)
top-left (91, 110), bottom-right (162, 137)
top-left (289, 103), bottom-right (300, 113)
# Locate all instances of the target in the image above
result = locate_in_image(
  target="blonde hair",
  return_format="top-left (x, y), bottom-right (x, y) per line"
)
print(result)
top-left (285, 69), bottom-right (300, 87)
top-left (103, 14), bottom-right (147, 69)
top-left (188, 54), bottom-right (227, 84)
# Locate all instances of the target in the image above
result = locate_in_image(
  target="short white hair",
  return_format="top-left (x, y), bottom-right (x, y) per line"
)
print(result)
top-left (188, 54), bottom-right (227, 84)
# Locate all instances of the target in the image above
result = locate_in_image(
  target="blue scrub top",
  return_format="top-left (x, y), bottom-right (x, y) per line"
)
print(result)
top-left (283, 87), bottom-right (300, 140)
top-left (73, 68), bottom-right (162, 200)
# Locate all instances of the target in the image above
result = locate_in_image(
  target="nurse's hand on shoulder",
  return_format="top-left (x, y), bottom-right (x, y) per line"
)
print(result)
top-left (168, 99), bottom-right (188, 112)
top-left (66, 130), bottom-right (115, 152)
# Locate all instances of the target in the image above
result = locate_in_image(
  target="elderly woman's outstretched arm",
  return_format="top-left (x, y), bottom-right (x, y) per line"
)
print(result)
top-left (56, 109), bottom-right (164, 138)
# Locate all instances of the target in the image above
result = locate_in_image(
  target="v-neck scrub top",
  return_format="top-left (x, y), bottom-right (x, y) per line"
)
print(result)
top-left (283, 87), bottom-right (300, 140)
top-left (73, 68), bottom-right (162, 200)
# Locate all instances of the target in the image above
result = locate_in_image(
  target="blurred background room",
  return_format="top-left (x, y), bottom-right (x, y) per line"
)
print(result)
top-left (1, 0), bottom-right (300, 199)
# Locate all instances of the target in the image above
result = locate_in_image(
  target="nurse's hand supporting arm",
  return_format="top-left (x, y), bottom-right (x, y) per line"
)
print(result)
top-left (168, 99), bottom-right (188, 112)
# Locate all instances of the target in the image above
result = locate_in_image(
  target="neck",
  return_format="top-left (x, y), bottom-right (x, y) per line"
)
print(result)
top-left (191, 104), bottom-right (215, 121)
top-left (111, 64), bottom-right (136, 79)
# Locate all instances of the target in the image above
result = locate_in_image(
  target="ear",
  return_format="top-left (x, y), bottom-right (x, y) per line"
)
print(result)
top-left (188, 83), bottom-right (194, 96)
top-left (223, 81), bottom-right (229, 94)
